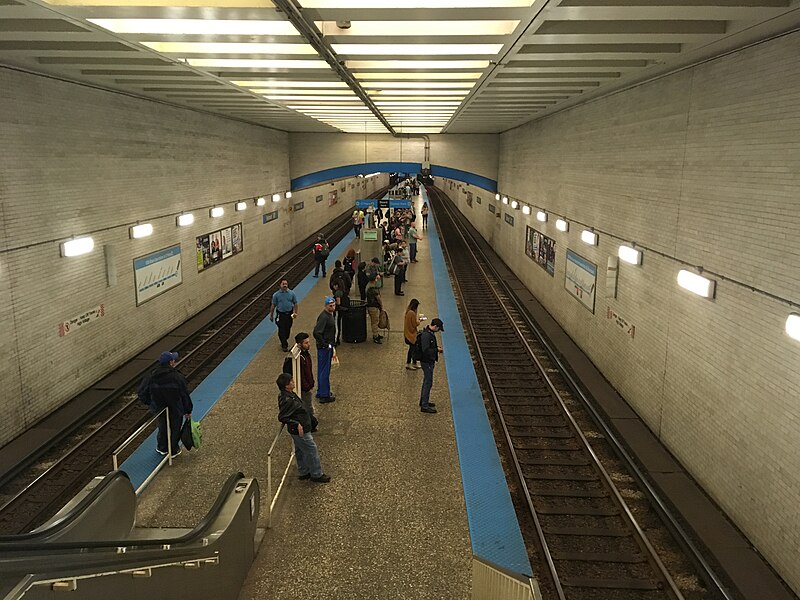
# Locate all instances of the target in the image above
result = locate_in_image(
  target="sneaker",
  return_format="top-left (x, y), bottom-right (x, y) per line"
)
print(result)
top-left (420, 406), bottom-right (437, 414)
top-left (319, 397), bottom-right (336, 404)
top-left (156, 449), bottom-right (168, 456)
top-left (373, 337), bottom-right (382, 344)
top-left (395, 292), bottom-right (405, 296)
top-left (170, 449), bottom-right (182, 457)
top-left (298, 473), bottom-right (311, 480)
top-left (377, 335), bottom-right (384, 340)
top-left (428, 402), bottom-right (436, 408)
top-left (405, 365), bottom-right (414, 370)
top-left (311, 474), bottom-right (331, 483)
top-left (411, 364), bottom-right (420, 370)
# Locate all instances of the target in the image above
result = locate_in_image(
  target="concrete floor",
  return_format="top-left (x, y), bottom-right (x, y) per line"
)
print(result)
top-left (136, 197), bottom-right (473, 600)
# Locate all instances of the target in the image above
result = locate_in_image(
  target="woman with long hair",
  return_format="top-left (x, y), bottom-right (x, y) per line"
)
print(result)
top-left (404, 298), bottom-right (422, 370)
top-left (420, 202), bottom-right (429, 230)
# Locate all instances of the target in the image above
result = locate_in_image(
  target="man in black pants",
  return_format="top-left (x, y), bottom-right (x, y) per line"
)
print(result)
top-left (393, 247), bottom-right (408, 296)
top-left (137, 351), bottom-right (193, 456)
top-left (269, 279), bottom-right (298, 352)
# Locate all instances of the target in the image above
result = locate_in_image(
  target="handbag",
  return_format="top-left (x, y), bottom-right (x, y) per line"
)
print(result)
top-left (331, 347), bottom-right (340, 368)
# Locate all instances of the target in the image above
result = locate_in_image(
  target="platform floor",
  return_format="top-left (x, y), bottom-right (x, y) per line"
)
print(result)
top-left (134, 197), bottom-right (474, 599)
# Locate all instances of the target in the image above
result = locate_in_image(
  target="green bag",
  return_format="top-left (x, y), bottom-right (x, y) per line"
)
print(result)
top-left (191, 419), bottom-right (203, 450)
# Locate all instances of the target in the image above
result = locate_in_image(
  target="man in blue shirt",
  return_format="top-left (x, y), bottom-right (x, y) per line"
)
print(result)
top-left (269, 278), bottom-right (299, 352)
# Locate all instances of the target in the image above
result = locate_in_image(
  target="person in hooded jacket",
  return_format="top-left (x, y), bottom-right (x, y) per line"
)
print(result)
top-left (276, 373), bottom-right (330, 483)
top-left (137, 351), bottom-right (193, 457)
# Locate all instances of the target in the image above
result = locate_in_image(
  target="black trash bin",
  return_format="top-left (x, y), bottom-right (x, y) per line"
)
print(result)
top-left (343, 300), bottom-right (367, 343)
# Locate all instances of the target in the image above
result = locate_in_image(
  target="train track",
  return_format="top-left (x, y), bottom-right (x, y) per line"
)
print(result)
top-left (429, 185), bottom-right (728, 600)
top-left (0, 197), bottom-right (378, 536)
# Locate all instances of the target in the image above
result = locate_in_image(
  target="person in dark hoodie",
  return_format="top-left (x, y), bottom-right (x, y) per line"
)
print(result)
top-left (137, 351), bottom-right (193, 457)
top-left (276, 373), bottom-right (330, 483)
top-left (282, 332), bottom-right (317, 431)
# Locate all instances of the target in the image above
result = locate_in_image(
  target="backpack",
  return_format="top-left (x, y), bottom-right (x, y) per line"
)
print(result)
top-left (378, 310), bottom-right (389, 330)
top-left (320, 242), bottom-right (330, 258)
top-left (412, 331), bottom-right (426, 362)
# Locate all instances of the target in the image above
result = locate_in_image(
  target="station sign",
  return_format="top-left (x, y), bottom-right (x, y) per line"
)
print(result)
top-left (389, 199), bottom-right (412, 209)
top-left (355, 199), bottom-right (378, 209)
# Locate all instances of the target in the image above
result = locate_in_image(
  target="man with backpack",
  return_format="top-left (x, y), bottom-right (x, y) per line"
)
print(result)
top-left (313, 234), bottom-right (329, 277)
top-left (329, 260), bottom-right (352, 295)
top-left (416, 319), bottom-right (444, 414)
top-left (137, 351), bottom-right (193, 456)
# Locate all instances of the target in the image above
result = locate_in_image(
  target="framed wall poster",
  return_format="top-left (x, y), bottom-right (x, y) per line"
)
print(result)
top-left (466, 191), bottom-right (473, 207)
top-left (134, 244), bottom-right (182, 305)
top-left (197, 223), bottom-right (243, 272)
top-left (220, 226), bottom-right (232, 259)
top-left (328, 190), bottom-right (338, 206)
top-left (231, 223), bottom-right (243, 254)
top-left (476, 196), bottom-right (482, 204)
top-left (197, 234), bottom-right (211, 270)
top-left (489, 204), bottom-right (496, 214)
top-left (315, 195), bottom-right (323, 203)
top-left (505, 213), bottom-right (515, 226)
top-left (565, 249), bottom-right (597, 313)
top-left (263, 211), bottom-right (279, 224)
top-left (525, 226), bottom-right (556, 276)
top-left (209, 231), bottom-right (222, 265)
top-left (294, 201), bottom-right (305, 211)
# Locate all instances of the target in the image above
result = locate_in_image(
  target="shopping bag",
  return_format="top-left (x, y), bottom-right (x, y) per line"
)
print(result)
top-left (331, 347), bottom-right (340, 368)
top-left (191, 419), bottom-right (203, 450)
top-left (378, 310), bottom-right (390, 330)
top-left (180, 419), bottom-right (194, 451)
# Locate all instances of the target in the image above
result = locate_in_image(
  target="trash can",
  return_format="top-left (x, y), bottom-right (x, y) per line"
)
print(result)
top-left (343, 300), bottom-right (367, 343)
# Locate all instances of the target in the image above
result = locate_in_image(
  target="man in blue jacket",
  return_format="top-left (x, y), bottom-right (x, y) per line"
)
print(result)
top-left (137, 351), bottom-right (193, 457)
top-left (417, 319), bottom-right (444, 414)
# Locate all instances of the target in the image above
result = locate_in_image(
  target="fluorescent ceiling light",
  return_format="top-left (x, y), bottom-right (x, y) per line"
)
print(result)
top-left (176, 213), bottom-right (194, 226)
top-left (581, 229), bottom-right (598, 246)
top-left (346, 60), bottom-right (490, 70)
top-left (334, 44), bottom-right (502, 56)
top-left (556, 218), bottom-right (568, 232)
top-left (677, 270), bottom-right (715, 299)
top-left (618, 245), bottom-right (642, 265)
top-left (186, 59), bottom-right (327, 68)
top-left (60, 236), bottom-right (94, 257)
top-left (303, 0), bottom-right (533, 7)
top-left (256, 196), bottom-right (266, 206)
top-left (522, 205), bottom-right (531, 215)
top-left (375, 101), bottom-right (461, 106)
top-left (536, 210), bottom-right (547, 222)
top-left (363, 82), bottom-right (475, 89)
top-left (236, 201), bottom-right (247, 211)
top-left (130, 223), bottom-right (153, 238)
top-left (143, 42), bottom-right (315, 54)
top-left (252, 89), bottom-right (355, 95)
top-left (786, 314), bottom-right (800, 342)
top-left (88, 19), bottom-right (299, 35)
top-left (48, 0), bottom-right (278, 6)
top-left (266, 95), bottom-right (359, 101)
top-left (316, 20), bottom-right (518, 36)
top-left (355, 72), bottom-right (483, 80)
top-left (231, 80), bottom-right (347, 88)
top-left (210, 206), bottom-right (224, 218)
top-left (272, 193), bottom-right (281, 202)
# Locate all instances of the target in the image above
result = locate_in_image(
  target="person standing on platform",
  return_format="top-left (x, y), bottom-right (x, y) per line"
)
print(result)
top-left (357, 261), bottom-right (368, 300)
top-left (408, 220), bottom-right (421, 263)
top-left (269, 278), bottom-right (298, 352)
top-left (331, 279), bottom-right (350, 346)
top-left (366, 283), bottom-right (384, 344)
top-left (283, 332), bottom-right (317, 431)
top-left (313, 234), bottom-right (329, 277)
top-left (418, 319), bottom-right (444, 414)
top-left (137, 351), bottom-right (193, 457)
top-left (421, 203), bottom-right (429, 230)
top-left (366, 203), bottom-right (376, 228)
top-left (392, 247), bottom-right (408, 296)
top-left (404, 299), bottom-right (422, 370)
top-left (276, 373), bottom-right (330, 483)
top-left (313, 297), bottom-right (337, 403)
top-left (352, 208), bottom-right (364, 238)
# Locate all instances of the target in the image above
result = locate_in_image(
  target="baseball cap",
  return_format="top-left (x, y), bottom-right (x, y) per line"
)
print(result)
top-left (159, 351), bottom-right (179, 364)
top-left (431, 318), bottom-right (444, 331)
top-left (324, 297), bottom-right (336, 305)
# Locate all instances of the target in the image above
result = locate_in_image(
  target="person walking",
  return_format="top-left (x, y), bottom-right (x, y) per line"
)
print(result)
top-left (366, 283), bottom-right (384, 344)
top-left (276, 373), bottom-right (330, 483)
top-left (312, 234), bottom-right (330, 277)
top-left (269, 278), bottom-right (298, 352)
top-left (313, 297), bottom-right (337, 403)
top-left (137, 351), bottom-right (193, 457)
top-left (283, 332), bottom-right (317, 430)
top-left (418, 319), bottom-right (444, 414)
top-left (408, 220), bottom-right (421, 263)
top-left (404, 299), bottom-right (423, 370)
top-left (421, 202), bottom-right (429, 230)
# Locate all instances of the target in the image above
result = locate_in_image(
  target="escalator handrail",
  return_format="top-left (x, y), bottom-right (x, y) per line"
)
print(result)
top-left (0, 472), bottom-right (247, 553)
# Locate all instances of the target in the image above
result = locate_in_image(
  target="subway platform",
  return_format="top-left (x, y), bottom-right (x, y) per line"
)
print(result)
top-left (123, 192), bottom-right (531, 599)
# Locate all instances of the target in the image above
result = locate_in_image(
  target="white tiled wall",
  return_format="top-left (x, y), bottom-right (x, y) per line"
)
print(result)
top-left (446, 31), bottom-right (800, 595)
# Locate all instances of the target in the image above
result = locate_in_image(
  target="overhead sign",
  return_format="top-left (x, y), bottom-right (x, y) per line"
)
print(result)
top-left (135, 244), bottom-right (182, 305)
top-left (389, 199), bottom-right (412, 209)
top-left (356, 199), bottom-right (379, 209)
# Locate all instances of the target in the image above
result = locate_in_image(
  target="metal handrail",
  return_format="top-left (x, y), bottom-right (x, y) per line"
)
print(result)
top-left (111, 407), bottom-right (173, 494)
top-left (266, 424), bottom-right (294, 529)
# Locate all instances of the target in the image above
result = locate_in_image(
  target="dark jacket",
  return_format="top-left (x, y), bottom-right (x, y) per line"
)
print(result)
top-left (313, 310), bottom-right (336, 348)
top-left (357, 270), bottom-right (368, 295)
top-left (137, 365), bottom-right (193, 414)
top-left (329, 267), bottom-right (352, 293)
top-left (277, 389), bottom-right (312, 435)
top-left (418, 327), bottom-right (439, 364)
top-left (282, 349), bottom-right (315, 392)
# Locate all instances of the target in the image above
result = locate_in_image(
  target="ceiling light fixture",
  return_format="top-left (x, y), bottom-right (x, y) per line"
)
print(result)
top-left (130, 223), bottom-right (153, 239)
top-left (555, 218), bottom-right (569, 232)
top-left (522, 205), bottom-right (531, 215)
top-left (210, 206), bottom-right (224, 218)
top-left (236, 201), bottom-right (247, 211)
top-left (677, 270), bottom-right (716, 299)
top-left (256, 196), bottom-right (266, 206)
top-left (60, 236), bottom-right (94, 257)
top-left (176, 213), bottom-right (194, 227)
top-left (536, 210), bottom-right (547, 222)
top-left (785, 314), bottom-right (800, 342)
top-left (618, 244), bottom-right (642, 266)
top-left (272, 193), bottom-right (281, 202)
top-left (581, 229), bottom-right (598, 246)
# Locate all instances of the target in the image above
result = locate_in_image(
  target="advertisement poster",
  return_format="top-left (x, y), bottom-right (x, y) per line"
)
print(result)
top-left (134, 245), bottom-right (182, 305)
top-left (466, 191), bottom-right (473, 207)
top-left (505, 213), bottom-right (514, 226)
top-left (328, 190), bottom-right (338, 207)
top-left (316, 195), bottom-right (323, 203)
top-left (197, 223), bottom-right (243, 272)
top-left (525, 226), bottom-right (556, 276)
top-left (565, 249), bottom-right (597, 313)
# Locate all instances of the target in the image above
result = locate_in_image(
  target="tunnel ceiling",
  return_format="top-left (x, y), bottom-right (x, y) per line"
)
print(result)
top-left (0, 0), bottom-right (797, 134)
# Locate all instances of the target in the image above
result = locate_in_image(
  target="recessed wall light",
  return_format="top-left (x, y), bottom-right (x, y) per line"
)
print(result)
top-left (176, 213), bottom-right (194, 227)
top-left (130, 223), bottom-right (153, 239)
top-left (618, 245), bottom-right (642, 265)
top-left (581, 229), bottom-right (598, 246)
top-left (60, 237), bottom-right (94, 257)
top-left (677, 270), bottom-right (715, 299)
top-left (210, 207), bottom-right (224, 218)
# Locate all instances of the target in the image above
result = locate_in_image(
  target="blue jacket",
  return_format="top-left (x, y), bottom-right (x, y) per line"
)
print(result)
top-left (137, 365), bottom-right (193, 415)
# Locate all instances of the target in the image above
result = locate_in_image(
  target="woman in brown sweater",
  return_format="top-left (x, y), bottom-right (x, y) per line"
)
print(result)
top-left (404, 298), bottom-right (422, 370)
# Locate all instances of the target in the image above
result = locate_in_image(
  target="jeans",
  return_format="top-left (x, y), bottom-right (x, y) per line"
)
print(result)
top-left (154, 406), bottom-right (183, 454)
top-left (276, 311), bottom-right (293, 349)
top-left (405, 339), bottom-right (418, 365)
top-left (354, 224), bottom-right (362, 238)
top-left (316, 346), bottom-right (333, 398)
top-left (422, 214), bottom-right (428, 229)
top-left (314, 258), bottom-right (327, 277)
top-left (291, 432), bottom-right (323, 478)
top-left (420, 361), bottom-right (435, 408)
top-left (410, 243), bottom-right (417, 262)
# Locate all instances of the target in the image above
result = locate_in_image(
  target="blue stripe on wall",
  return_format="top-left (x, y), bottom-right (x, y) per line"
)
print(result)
top-left (291, 162), bottom-right (497, 193)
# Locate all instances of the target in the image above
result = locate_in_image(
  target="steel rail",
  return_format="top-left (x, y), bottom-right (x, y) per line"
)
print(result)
top-left (431, 186), bottom-right (685, 599)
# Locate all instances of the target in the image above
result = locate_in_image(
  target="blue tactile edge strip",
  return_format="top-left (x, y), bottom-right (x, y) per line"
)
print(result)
top-left (121, 230), bottom-right (357, 491)
top-left (291, 162), bottom-right (497, 193)
top-left (421, 186), bottom-right (532, 576)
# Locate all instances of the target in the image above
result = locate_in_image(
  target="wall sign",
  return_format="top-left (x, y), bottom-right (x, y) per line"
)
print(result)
top-left (489, 204), bottom-right (496, 214)
top-left (58, 304), bottom-right (106, 337)
top-left (504, 213), bottom-right (514, 226)
top-left (466, 192), bottom-right (473, 207)
top-left (315, 194), bottom-right (323, 203)
top-left (356, 199), bottom-right (379, 209)
top-left (197, 223), bottom-right (243, 272)
top-left (607, 306), bottom-right (636, 338)
top-left (294, 201), bottom-right (305, 212)
top-left (135, 244), bottom-right (183, 305)
top-left (262, 211), bottom-right (278, 224)
top-left (476, 196), bottom-right (482, 204)
top-left (565, 249), bottom-right (597, 313)
top-left (525, 226), bottom-right (555, 276)
top-left (328, 190), bottom-right (338, 207)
